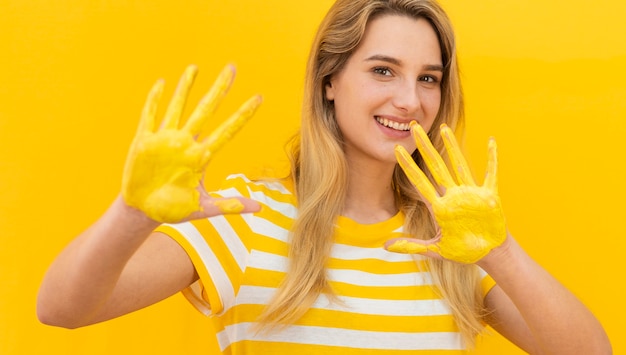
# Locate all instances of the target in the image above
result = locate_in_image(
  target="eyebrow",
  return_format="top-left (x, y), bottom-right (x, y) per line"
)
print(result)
top-left (365, 54), bottom-right (444, 72)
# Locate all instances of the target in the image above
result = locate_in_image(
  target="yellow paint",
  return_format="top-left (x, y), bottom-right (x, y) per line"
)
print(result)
top-left (121, 65), bottom-right (262, 223)
top-left (386, 239), bottom-right (429, 254)
top-left (212, 198), bottom-right (245, 214)
top-left (3, 1), bottom-right (623, 355)
top-left (392, 123), bottom-right (506, 264)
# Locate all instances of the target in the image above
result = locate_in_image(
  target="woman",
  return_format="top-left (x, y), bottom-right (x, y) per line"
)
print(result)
top-left (37, 0), bottom-right (611, 353)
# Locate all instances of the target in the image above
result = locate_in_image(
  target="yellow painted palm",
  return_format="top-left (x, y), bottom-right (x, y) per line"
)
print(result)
top-left (122, 65), bottom-right (262, 223)
top-left (387, 122), bottom-right (506, 264)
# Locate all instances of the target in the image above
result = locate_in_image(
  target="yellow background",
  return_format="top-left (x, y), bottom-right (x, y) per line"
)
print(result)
top-left (1, 0), bottom-right (624, 353)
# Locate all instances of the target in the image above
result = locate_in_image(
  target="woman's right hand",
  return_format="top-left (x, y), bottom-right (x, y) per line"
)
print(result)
top-left (122, 65), bottom-right (262, 223)
top-left (38, 65), bottom-right (262, 328)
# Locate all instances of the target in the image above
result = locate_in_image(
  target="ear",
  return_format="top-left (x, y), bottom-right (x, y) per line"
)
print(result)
top-left (325, 79), bottom-right (335, 101)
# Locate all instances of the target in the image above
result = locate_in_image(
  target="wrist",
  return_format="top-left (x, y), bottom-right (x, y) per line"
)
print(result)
top-left (476, 231), bottom-right (520, 274)
top-left (109, 195), bottom-right (162, 234)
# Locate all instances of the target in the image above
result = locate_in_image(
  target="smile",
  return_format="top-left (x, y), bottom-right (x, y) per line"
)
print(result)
top-left (375, 117), bottom-right (411, 131)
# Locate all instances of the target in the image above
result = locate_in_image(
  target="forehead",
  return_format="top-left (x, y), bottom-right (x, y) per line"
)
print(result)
top-left (354, 14), bottom-right (442, 65)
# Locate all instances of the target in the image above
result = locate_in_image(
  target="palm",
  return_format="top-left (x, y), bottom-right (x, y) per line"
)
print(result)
top-left (122, 65), bottom-right (261, 223)
top-left (387, 122), bottom-right (506, 264)
top-left (431, 185), bottom-right (505, 263)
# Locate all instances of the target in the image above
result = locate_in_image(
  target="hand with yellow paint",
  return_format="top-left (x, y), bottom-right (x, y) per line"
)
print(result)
top-left (385, 122), bottom-right (506, 264)
top-left (122, 65), bottom-right (262, 223)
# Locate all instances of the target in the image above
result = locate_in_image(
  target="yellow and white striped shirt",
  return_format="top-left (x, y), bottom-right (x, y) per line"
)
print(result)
top-left (156, 173), bottom-right (495, 354)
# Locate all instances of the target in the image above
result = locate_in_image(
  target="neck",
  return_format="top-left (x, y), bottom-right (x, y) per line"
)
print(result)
top-left (342, 158), bottom-right (398, 224)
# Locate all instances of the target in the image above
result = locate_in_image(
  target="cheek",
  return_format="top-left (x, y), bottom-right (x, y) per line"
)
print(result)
top-left (333, 83), bottom-right (372, 119)
top-left (421, 90), bottom-right (442, 130)
top-left (333, 98), bottom-right (358, 139)
top-left (395, 138), bottom-right (419, 159)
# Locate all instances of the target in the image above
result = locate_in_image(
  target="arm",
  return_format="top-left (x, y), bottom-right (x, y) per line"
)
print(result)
top-left (37, 198), bottom-right (197, 328)
top-left (386, 122), bottom-right (611, 354)
top-left (37, 65), bottom-right (262, 328)
top-left (480, 236), bottom-right (611, 354)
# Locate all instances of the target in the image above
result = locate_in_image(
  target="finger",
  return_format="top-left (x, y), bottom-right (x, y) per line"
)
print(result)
top-left (137, 79), bottom-right (164, 134)
top-left (483, 137), bottom-right (498, 191)
top-left (190, 197), bottom-right (261, 219)
top-left (411, 121), bottom-right (456, 189)
top-left (395, 145), bottom-right (438, 203)
top-left (384, 237), bottom-right (441, 259)
top-left (183, 64), bottom-right (236, 135)
top-left (440, 124), bottom-right (476, 186)
top-left (161, 65), bottom-right (198, 130)
top-left (200, 95), bottom-right (263, 166)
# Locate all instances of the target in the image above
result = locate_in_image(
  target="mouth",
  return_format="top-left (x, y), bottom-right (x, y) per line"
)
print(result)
top-left (375, 116), bottom-right (411, 131)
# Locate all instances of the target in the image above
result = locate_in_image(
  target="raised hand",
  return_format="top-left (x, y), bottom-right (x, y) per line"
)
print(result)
top-left (386, 122), bottom-right (506, 264)
top-left (122, 65), bottom-right (262, 223)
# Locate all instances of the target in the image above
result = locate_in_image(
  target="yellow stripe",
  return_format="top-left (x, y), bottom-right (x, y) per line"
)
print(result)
top-left (256, 205), bottom-right (294, 230)
top-left (228, 341), bottom-right (466, 355)
top-left (247, 234), bottom-right (290, 257)
top-left (217, 175), bottom-right (296, 205)
top-left (216, 214), bottom-right (254, 248)
top-left (481, 273), bottom-right (497, 297)
top-left (223, 304), bottom-right (458, 333)
top-left (154, 225), bottom-right (223, 314)
top-left (326, 257), bottom-right (428, 274)
top-left (298, 308), bottom-right (458, 333)
top-left (246, 180), bottom-right (296, 204)
top-left (192, 219), bottom-right (243, 288)
top-left (330, 281), bottom-right (442, 300)
top-left (240, 268), bottom-right (285, 288)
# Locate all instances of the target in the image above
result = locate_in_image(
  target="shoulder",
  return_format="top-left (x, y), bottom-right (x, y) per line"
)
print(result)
top-left (211, 172), bottom-right (296, 207)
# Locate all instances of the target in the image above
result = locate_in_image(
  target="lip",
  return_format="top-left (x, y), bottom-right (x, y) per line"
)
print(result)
top-left (374, 116), bottom-right (414, 138)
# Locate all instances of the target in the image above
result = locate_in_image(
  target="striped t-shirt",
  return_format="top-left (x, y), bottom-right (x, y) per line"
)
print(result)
top-left (156, 173), bottom-right (495, 354)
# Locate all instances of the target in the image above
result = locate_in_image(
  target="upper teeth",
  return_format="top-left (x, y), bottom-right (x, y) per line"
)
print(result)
top-left (376, 117), bottom-right (410, 131)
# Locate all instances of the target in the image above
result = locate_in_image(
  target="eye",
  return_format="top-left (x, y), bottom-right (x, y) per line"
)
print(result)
top-left (419, 75), bottom-right (439, 83)
top-left (373, 66), bottom-right (392, 76)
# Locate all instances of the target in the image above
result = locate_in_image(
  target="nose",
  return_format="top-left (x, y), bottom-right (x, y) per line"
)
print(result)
top-left (392, 79), bottom-right (421, 115)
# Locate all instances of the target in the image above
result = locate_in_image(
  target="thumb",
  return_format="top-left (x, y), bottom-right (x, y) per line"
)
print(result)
top-left (384, 237), bottom-right (442, 260)
top-left (189, 197), bottom-right (261, 220)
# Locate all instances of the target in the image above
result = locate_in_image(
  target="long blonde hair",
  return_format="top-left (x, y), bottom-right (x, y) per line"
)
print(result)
top-left (258, 0), bottom-right (487, 347)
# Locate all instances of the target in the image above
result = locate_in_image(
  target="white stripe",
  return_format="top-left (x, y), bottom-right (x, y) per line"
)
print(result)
top-left (248, 250), bottom-right (433, 287)
top-left (331, 243), bottom-right (422, 262)
top-left (213, 187), bottom-right (246, 200)
top-left (217, 175), bottom-right (297, 219)
top-left (329, 268), bottom-right (433, 287)
top-left (215, 328), bottom-right (231, 352)
top-left (217, 322), bottom-right (463, 351)
top-left (235, 286), bottom-right (452, 317)
top-left (213, 185), bottom-right (294, 243)
top-left (250, 189), bottom-right (298, 218)
top-left (241, 213), bottom-right (290, 242)
top-left (181, 282), bottom-right (211, 315)
top-left (248, 250), bottom-right (287, 271)
top-left (215, 186), bottom-right (297, 219)
top-left (171, 223), bottom-right (235, 313)
top-left (226, 173), bottom-right (293, 195)
top-left (207, 215), bottom-right (248, 272)
top-left (478, 266), bottom-right (489, 278)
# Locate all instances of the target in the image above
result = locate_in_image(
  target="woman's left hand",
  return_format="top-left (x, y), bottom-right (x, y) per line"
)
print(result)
top-left (385, 122), bottom-right (507, 264)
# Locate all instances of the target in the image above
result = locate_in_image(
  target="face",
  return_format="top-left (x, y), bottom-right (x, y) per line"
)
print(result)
top-left (325, 14), bottom-right (443, 166)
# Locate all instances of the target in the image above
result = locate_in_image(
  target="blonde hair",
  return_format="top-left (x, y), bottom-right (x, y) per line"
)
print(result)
top-left (258, 0), bottom-right (487, 347)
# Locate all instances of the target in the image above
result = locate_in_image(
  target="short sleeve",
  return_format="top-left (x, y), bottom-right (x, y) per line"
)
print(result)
top-left (478, 267), bottom-right (497, 298)
top-left (154, 174), bottom-right (257, 316)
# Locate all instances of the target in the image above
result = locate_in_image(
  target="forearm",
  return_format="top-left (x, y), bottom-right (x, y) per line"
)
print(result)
top-left (37, 195), bottom-right (160, 328)
top-left (480, 235), bottom-right (611, 354)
